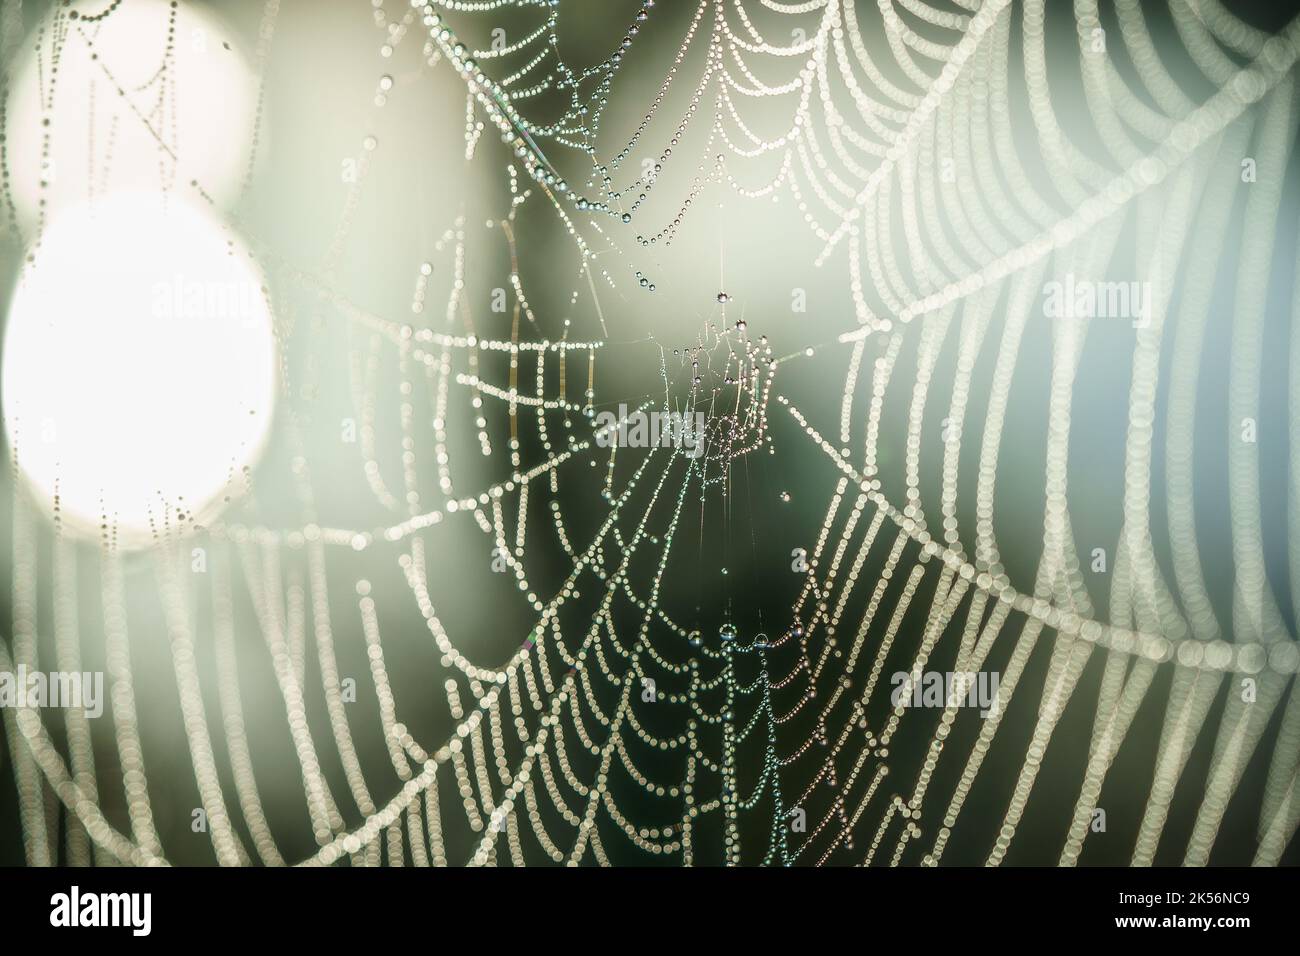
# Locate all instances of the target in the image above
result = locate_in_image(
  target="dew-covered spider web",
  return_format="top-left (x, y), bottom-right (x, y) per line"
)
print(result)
top-left (2, 0), bottom-right (1300, 867)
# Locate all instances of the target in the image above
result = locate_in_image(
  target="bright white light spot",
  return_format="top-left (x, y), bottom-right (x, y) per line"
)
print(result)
top-left (2, 192), bottom-right (278, 545)
top-left (5, 0), bottom-right (259, 229)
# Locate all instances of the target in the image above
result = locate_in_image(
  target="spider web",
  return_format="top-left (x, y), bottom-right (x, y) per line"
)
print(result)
top-left (2, 0), bottom-right (1300, 867)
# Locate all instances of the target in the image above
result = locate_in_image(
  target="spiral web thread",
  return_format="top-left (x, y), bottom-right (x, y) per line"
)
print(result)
top-left (3, 0), bottom-right (1300, 866)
